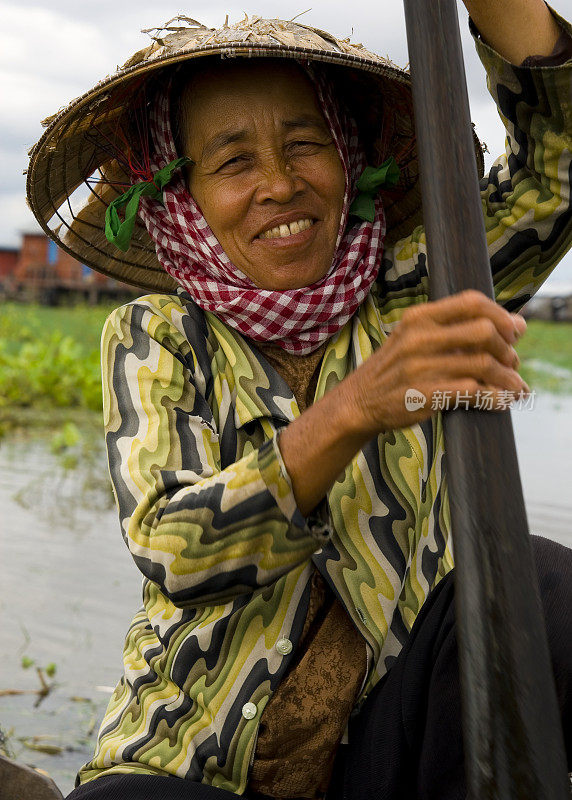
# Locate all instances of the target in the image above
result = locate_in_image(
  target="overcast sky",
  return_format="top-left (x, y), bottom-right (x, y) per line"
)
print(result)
top-left (2, 0), bottom-right (571, 285)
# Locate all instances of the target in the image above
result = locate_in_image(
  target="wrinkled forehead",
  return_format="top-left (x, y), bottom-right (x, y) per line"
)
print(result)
top-left (173, 58), bottom-right (328, 142)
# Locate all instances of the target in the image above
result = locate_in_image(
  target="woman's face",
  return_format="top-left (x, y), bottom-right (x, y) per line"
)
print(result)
top-left (178, 61), bottom-right (345, 290)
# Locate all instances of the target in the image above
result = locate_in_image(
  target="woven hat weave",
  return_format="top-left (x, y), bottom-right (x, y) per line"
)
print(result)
top-left (26, 14), bottom-right (485, 293)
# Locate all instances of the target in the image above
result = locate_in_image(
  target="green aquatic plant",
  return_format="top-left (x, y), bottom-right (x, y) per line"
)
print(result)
top-left (17, 657), bottom-right (59, 704)
top-left (0, 302), bottom-right (115, 421)
top-left (0, 333), bottom-right (102, 411)
top-left (20, 657), bottom-right (57, 678)
top-left (516, 321), bottom-right (572, 393)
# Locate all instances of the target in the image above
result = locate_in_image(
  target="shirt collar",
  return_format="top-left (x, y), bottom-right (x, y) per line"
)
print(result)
top-left (203, 294), bottom-right (386, 429)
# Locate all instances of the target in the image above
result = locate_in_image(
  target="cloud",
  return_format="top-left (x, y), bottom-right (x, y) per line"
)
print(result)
top-left (2, 5), bottom-right (118, 94)
top-left (0, 193), bottom-right (42, 243)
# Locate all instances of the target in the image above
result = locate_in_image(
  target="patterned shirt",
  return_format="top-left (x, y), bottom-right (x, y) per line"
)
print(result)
top-left (79, 18), bottom-right (572, 795)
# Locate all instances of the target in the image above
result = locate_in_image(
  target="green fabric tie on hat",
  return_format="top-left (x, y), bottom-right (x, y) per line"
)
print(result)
top-left (349, 156), bottom-right (401, 223)
top-left (105, 157), bottom-right (192, 252)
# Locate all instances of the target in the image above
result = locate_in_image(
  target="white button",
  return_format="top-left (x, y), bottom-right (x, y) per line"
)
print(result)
top-left (275, 638), bottom-right (293, 655)
top-left (242, 702), bottom-right (257, 720)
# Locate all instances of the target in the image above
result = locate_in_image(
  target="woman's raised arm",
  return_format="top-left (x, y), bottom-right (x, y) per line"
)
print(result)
top-left (461, 0), bottom-right (561, 64)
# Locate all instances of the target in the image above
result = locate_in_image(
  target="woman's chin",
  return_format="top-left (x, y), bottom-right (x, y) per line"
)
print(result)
top-left (246, 261), bottom-right (331, 290)
top-left (245, 235), bottom-right (333, 289)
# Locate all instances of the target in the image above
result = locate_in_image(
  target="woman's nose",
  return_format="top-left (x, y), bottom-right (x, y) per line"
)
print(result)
top-left (255, 156), bottom-right (304, 204)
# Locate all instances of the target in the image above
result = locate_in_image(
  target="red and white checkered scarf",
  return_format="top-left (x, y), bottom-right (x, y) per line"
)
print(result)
top-left (138, 65), bottom-right (385, 354)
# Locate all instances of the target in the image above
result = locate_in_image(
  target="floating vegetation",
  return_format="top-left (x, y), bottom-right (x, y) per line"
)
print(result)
top-left (0, 332), bottom-right (102, 413)
top-left (2, 659), bottom-right (61, 706)
top-left (516, 320), bottom-right (572, 393)
top-left (0, 302), bottom-right (117, 435)
top-left (20, 736), bottom-right (64, 756)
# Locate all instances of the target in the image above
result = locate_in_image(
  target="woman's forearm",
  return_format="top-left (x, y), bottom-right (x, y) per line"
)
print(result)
top-left (462, 0), bottom-right (561, 64)
top-left (278, 379), bottom-right (371, 518)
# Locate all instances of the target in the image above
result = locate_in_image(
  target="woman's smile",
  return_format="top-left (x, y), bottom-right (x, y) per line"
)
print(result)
top-left (177, 60), bottom-right (345, 290)
top-left (256, 217), bottom-right (315, 241)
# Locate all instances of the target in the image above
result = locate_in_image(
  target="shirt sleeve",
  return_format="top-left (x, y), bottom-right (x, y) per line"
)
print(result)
top-left (471, 7), bottom-right (572, 310)
top-left (101, 298), bottom-right (329, 608)
top-left (520, 28), bottom-right (572, 68)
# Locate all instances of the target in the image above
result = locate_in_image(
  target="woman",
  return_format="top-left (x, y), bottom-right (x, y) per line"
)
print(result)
top-left (26, 2), bottom-right (572, 799)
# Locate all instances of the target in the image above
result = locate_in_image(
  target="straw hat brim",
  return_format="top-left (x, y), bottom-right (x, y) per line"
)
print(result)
top-left (26, 17), bottom-right (485, 293)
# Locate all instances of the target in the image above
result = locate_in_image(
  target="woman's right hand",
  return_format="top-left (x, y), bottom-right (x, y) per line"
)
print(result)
top-left (345, 289), bottom-right (529, 437)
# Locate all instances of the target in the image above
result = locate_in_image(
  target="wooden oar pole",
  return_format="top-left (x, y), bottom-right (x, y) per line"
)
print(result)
top-left (402, 1), bottom-right (569, 797)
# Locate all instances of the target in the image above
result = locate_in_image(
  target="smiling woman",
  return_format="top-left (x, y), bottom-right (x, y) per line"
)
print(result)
top-left (24, 7), bottom-right (572, 800)
top-left (181, 61), bottom-right (345, 289)
top-left (179, 61), bottom-right (344, 290)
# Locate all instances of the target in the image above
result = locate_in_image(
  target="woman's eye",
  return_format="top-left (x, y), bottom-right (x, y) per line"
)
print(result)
top-left (290, 140), bottom-right (320, 150)
top-left (217, 155), bottom-right (251, 172)
top-left (286, 140), bottom-right (328, 158)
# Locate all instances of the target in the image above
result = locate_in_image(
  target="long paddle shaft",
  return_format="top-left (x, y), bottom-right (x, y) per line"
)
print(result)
top-left (402, 2), bottom-right (568, 797)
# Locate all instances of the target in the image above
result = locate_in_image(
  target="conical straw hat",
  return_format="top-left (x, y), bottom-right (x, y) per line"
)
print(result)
top-left (26, 14), bottom-right (484, 293)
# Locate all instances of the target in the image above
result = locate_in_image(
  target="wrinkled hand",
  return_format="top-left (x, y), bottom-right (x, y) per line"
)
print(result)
top-left (346, 290), bottom-right (529, 435)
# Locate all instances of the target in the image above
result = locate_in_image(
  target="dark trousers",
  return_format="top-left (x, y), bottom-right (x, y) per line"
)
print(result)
top-left (341, 535), bottom-right (571, 800)
top-left (66, 536), bottom-right (571, 800)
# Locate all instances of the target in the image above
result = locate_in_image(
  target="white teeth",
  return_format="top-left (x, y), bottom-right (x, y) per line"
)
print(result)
top-left (259, 218), bottom-right (314, 240)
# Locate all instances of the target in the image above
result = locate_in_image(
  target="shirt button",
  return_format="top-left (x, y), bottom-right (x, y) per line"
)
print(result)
top-left (242, 702), bottom-right (257, 720)
top-left (275, 638), bottom-right (293, 655)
